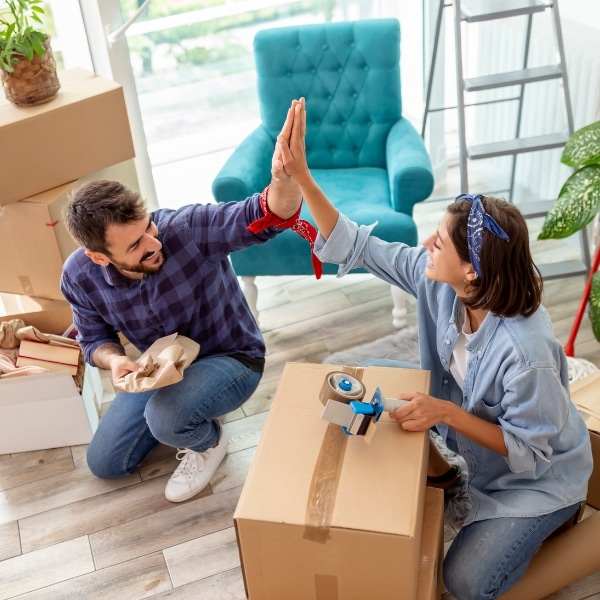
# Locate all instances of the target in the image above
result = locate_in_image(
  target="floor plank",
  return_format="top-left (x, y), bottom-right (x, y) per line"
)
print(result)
top-left (88, 486), bottom-right (241, 570)
top-left (0, 536), bottom-right (94, 598)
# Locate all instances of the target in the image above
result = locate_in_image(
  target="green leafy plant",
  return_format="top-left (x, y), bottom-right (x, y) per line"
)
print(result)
top-left (539, 120), bottom-right (600, 343)
top-left (0, 0), bottom-right (47, 73)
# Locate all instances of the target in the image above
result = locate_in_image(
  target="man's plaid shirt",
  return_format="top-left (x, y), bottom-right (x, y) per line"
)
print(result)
top-left (61, 194), bottom-right (278, 366)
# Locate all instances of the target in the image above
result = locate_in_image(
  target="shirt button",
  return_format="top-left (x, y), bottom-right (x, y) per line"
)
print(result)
top-left (445, 339), bottom-right (451, 344)
top-left (443, 379), bottom-right (448, 384)
top-left (442, 359), bottom-right (447, 364)
top-left (477, 350), bottom-right (482, 356)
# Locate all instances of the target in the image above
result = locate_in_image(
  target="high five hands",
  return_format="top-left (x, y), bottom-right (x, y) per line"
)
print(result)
top-left (278, 97), bottom-right (310, 184)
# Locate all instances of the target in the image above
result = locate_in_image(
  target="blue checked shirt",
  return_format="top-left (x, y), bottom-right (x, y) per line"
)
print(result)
top-left (61, 195), bottom-right (278, 366)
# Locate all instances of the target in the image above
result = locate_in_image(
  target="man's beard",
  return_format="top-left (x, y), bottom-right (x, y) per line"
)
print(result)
top-left (109, 248), bottom-right (166, 275)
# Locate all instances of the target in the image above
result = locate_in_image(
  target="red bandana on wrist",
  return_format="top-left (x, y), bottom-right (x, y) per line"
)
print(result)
top-left (247, 185), bottom-right (323, 279)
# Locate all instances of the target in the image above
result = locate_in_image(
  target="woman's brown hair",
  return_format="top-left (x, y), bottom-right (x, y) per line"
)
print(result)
top-left (446, 196), bottom-right (543, 317)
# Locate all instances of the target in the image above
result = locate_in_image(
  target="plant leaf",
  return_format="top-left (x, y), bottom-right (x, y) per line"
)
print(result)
top-left (561, 120), bottom-right (600, 168)
top-left (590, 272), bottom-right (600, 342)
top-left (538, 165), bottom-right (600, 239)
top-left (30, 33), bottom-right (44, 56)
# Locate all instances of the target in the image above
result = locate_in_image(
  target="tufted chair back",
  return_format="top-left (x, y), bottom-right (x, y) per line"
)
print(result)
top-left (254, 19), bottom-right (401, 171)
top-left (211, 19), bottom-right (434, 328)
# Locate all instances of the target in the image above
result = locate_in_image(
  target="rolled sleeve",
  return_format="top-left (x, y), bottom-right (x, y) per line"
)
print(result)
top-left (314, 213), bottom-right (377, 276)
top-left (499, 367), bottom-right (568, 474)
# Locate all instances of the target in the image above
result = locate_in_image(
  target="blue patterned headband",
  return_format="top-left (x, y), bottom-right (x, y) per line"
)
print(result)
top-left (455, 193), bottom-right (510, 279)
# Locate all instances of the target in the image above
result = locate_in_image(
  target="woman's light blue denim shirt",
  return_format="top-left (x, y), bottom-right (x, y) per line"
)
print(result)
top-left (315, 214), bottom-right (592, 525)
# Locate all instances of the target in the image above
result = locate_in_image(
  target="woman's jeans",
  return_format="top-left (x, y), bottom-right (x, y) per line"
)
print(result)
top-left (444, 502), bottom-right (581, 599)
top-left (87, 355), bottom-right (262, 478)
top-left (361, 357), bottom-right (582, 599)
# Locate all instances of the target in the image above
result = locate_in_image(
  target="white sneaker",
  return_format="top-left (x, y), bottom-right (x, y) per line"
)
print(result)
top-left (165, 430), bottom-right (229, 503)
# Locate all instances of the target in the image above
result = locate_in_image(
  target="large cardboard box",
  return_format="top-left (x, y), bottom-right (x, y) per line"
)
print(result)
top-left (0, 292), bottom-right (72, 335)
top-left (569, 372), bottom-right (600, 509)
top-left (0, 68), bottom-right (135, 205)
top-left (0, 159), bottom-right (139, 300)
top-left (234, 362), bottom-right (431, 600)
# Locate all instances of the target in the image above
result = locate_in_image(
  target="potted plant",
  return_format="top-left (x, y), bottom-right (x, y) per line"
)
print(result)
top-left (538, 119), bottom-right (600, 354)
top-left (0, 0), bottom-right (60, 106)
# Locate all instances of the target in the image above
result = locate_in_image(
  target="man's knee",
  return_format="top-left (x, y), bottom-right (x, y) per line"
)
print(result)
top-left (86, 444), bottom-right (131, 479)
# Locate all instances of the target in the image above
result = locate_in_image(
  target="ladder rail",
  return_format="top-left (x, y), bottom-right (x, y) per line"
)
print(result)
top-left (420, 0), bottom-right (591, 277)
top-left (508, 12), bottom-right (535, 202)
top-left (421, 0), bottom-right (448, 137)
top-left (453, 0), bottom-right (469, 192)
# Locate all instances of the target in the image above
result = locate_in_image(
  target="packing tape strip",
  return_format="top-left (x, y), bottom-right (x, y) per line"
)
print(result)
top-left (304, 366), bottom-right (365, 542)
top-left (318, 368), bottom-right (366, 406)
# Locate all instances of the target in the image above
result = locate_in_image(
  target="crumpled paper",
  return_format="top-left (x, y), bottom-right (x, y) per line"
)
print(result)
top-left (114, 333), bottom-right (200, 393)
top-left (0, 319), bottom-right (26, 349)
top-left (15, 325), bottom-right (79, 347)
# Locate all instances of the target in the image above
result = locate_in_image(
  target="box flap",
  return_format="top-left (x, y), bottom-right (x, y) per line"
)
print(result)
top-left (570, 372), bottom-right (600, 420)
top-left (236, 362), bottom-right (430, 538)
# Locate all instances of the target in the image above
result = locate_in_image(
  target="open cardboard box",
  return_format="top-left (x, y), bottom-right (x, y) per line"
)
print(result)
top-left (0, 159), bottom-right (139, 300)
top-left (0, 293), bottom-right (73, 335)
top-left (0, 68), bottom-right (135, 205)
top-left (234, 362), bottom-right (434, 600)
top-left (0, 309), bottom-right (100, 454)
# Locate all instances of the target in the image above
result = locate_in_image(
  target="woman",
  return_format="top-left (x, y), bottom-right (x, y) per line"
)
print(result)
top-left (279, 99), bottom-right (592, 600)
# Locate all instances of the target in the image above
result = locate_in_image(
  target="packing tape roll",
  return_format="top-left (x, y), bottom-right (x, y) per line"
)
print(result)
top-left (305, 367), bottom-right (365, 543)
top-left (319, 370), bottom-right (366, 406)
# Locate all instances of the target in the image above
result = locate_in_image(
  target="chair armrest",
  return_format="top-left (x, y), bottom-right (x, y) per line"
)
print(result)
top-left (212, 126), bottom-right (275, 203)
top-left (386, 118), bottom-right (435, 215)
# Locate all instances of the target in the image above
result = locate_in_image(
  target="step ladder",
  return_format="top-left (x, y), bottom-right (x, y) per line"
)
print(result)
top-left (422, 0), bottom-right (590, 280)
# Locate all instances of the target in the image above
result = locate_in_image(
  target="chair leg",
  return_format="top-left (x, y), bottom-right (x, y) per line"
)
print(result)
top-left (241, 276), bottom-right (260, 325)
top-left (391, 285), bottom-right (407, 329)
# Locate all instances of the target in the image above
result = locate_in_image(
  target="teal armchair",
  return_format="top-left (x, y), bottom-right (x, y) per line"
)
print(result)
top-left (212, 18), bottom-right (434, 327)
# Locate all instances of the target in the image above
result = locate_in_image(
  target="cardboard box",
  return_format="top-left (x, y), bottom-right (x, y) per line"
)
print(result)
top-left (569, 373), bottom-right (600, 509)
top-left (0, 68), bottom-right (135, 205)
top-left (0, 306), bottom-right (99, 454)
top-left (0, 158), bottom-right (139, 300)
top-left (0, 292), bottom-right (72, 335)
top-left (0, 364), bottom-right (98, 454)
top-left (417, 487), bottom-right (444, 600)
top-left (234, 362), bottom-right (431, 600)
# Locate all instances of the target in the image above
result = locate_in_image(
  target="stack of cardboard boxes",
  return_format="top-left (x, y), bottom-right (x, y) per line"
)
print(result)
top-left (0, 67), bottom-right (138, 454)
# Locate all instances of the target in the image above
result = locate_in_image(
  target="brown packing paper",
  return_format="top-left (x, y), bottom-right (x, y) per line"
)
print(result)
top-left (16, 325), bottom-right (79, 347)
top-left (114, 333), bottom-right (200, 393)
top-left (499, 511), bottom-right (600, 600)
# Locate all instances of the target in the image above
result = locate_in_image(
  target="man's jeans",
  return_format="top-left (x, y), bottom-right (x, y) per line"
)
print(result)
top-left (87, 355), bottom-right (261, 478)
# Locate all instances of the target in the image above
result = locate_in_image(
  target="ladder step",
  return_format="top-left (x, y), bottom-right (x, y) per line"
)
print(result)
top-left (460, 0), bottom-right (550, 23)
top-left (468, 133), bottom-right (569, 159)
top-left (464, 65), bottom-right (563, 92)
top-left (538, 260), bottom-right (588, 280)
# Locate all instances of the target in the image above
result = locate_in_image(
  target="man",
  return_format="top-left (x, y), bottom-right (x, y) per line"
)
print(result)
top-left (60, 103), bottom-right (304, 503)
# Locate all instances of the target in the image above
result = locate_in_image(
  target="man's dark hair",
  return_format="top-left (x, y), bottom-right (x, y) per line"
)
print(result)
top-left (63, 180), bottom-right (148, 254)
top-left (446, 196), bottom-right (543, 317)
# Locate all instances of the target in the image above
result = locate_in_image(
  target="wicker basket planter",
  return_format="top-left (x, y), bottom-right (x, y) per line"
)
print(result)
top-left (1, 36), bottom-right (60, 107)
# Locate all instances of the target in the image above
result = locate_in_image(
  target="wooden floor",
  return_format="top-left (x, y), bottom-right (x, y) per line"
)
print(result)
top-left (1, 199), bottom-right (600, 599)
